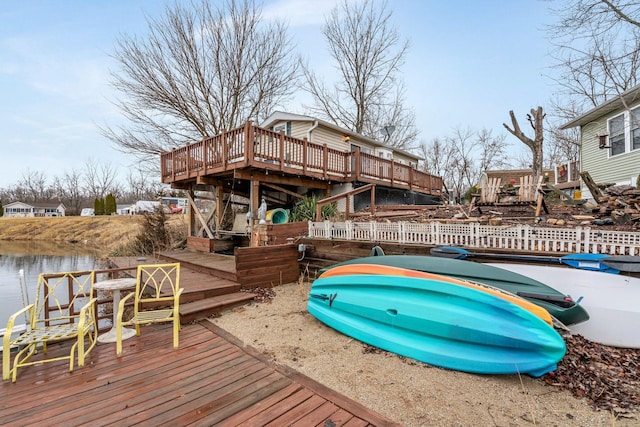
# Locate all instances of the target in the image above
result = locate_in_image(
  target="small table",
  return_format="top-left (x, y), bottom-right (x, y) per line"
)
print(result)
top-left (94, 277), bottom-right (137, 343)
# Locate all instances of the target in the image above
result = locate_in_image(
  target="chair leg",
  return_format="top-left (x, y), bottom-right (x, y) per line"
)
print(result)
top-left (2, 342), bottom-right (9, 381)
top-left (173, 318), bottom-right (180, 349)
top-left (77, 332), bottom-right (85, 367)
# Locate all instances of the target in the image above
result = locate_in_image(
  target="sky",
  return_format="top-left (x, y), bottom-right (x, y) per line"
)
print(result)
top-left (0, 0), bottom-right (559, 190)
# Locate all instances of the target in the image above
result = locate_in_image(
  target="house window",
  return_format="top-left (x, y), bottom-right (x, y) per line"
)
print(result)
top-left (607, 107), bottom-right (640, 156)
top-left (608, 113), bottom-right (625, 156)
top-left (273, 121), bottom-right (291, 136)
top-left (631, 106), bottom-right (640, 151)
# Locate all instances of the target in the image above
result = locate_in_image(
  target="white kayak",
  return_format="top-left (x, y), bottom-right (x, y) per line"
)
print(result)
top-left (486, 262), bottom-right (640, 349)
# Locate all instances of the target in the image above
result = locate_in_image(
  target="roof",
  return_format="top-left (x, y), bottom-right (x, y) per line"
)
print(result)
top-left (4, 201), bottom-right (65, 208)
top-left (560, 85), bottom-right (640, 129)
top-left (261, 111), bottom-right (421, 161)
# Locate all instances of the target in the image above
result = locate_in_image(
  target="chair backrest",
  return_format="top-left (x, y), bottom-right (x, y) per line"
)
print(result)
top-left (134, 263), bottom-right (181, 308)
top-left (34, 270), bottom-right (96, 327)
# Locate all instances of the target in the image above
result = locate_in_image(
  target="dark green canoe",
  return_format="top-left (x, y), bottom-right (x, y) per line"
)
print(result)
top-left (320, 255), bottom-right (589, 326)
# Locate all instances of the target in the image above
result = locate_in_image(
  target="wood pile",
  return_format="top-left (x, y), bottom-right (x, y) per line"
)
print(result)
top-left (594, 185), bottom-right (640, 225)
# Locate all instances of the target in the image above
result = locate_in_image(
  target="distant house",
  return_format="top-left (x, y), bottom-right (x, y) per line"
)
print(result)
top-left (116, 204), bottom-right (135, 215)
top-left (3, 201), bottom-right (66, 217)
top-left (561, 85), bottom-right (640, 199)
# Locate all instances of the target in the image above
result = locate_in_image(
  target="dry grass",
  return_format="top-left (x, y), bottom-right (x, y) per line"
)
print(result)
top-left (0, 215), bottom-right (187, 257)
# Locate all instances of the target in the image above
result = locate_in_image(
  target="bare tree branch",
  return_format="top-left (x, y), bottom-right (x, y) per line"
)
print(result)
top-left (102, 0), bottom-right (298, 167)
top-left (300, 0), bottom-right (417, 149)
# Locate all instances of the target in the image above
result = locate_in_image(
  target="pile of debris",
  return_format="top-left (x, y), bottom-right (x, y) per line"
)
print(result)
top-left (592, 185), bottom-right (640, 227)
top-left (545, 334), bottom-right (640, 416)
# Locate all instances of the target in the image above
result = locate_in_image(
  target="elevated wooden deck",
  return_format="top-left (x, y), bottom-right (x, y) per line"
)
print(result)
top-left (1, 322), bottom-right (398, 426)
top-left (160, 121), bottom-right (443, 197)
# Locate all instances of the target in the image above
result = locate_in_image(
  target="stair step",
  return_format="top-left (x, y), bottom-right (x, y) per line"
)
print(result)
top-left (179, 292), bottom-right (255, 323)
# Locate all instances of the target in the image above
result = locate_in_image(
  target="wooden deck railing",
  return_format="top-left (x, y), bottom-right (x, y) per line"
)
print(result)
top-left (160, 121), bottom-right (443, 195)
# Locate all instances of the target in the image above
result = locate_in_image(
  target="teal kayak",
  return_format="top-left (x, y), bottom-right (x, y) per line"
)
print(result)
top-left (308, 274), bottom-right (566, 377)
top-left (320, 255), bottom-right (589, 326)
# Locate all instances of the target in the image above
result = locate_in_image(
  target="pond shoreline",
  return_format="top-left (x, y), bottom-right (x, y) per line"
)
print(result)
top-left (0, 216), bottom-right (185, 257)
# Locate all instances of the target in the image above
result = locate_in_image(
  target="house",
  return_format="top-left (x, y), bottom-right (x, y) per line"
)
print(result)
top-left (260, 111), bottom-right (421, 167)
top-left (3, 201), bottom-right (66, 217)
top-left (561, 85), bottom-right (640, 199)
top-left (116, 204), bottom-right (134, 215)
top-left (259, 111), bottom-right (435, 210)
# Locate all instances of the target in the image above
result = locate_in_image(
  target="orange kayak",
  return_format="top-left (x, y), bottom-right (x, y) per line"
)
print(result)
top-left (319, 263), bottom-right (553, 326)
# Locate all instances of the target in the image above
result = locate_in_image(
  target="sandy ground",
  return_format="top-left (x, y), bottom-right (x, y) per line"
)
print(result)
top-left (209, 281), bottom-right (638, 427)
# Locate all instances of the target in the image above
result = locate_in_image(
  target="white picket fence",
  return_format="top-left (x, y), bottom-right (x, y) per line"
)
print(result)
top-left (307, 221), bottom-right (640, 256)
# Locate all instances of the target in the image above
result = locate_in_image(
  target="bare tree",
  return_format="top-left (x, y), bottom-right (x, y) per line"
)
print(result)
top-left (476, 128), bottom-right (510, 173)
top-left (418, 137), bottom-right (453, 178)
top-left (18, 170), bottom-right (51, 202)
top-left (301, 0), bottom-right (417, 149)
top-left (52, 169), bottom-right (85, 215)
top-left (83, 159), bottom-right (119, 200)
top-left (125, 168), bottom-right (163, 202)
top-left (419, 127), bottom-right (511, 202)
top-left (503, 107), bottom-right (545, 180)
top-left (548, 0), bottom-right (640, 109)
top-left (102, 0), bottom-right (298, 166)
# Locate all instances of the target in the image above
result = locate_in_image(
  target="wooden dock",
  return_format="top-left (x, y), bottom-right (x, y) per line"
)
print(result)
top-left (1, 321), bottom-right (399, 426)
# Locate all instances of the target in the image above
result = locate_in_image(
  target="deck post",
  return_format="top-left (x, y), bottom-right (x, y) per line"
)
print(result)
top-left (250, 179), bottom-right (260, 246)
top-left (245, 121), bottom-right (254, 167)
top-left (279, 130), bottom-right (285, 171)
top-left (354, 146), bottom-right (361, 180)
top-left (221, 129), bottom-right (227, 168)
top-left (322, 144), bottom-right (328, 179)
top-left (215, 185), bottom-right (224, 234)
top-left (390, 159), bottom-right (395, 186)
top-left (302, 138), bottom-right (308, 175)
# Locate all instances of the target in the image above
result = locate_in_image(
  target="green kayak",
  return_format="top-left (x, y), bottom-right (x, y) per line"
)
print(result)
top-left (320, 255), bottom-right (589, 326)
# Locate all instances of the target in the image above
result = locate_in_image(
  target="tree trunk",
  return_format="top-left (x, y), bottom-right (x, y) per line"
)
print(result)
top-left (503, 106), bottom-right (545, 181)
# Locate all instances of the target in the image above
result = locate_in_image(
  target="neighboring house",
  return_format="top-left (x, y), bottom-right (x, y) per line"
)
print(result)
top-left (3, 201), bottom-right (66, 217)
top-left (116, 204), bottom-right (135, 215)
top-left (561, 85), bottom-right (640, 200)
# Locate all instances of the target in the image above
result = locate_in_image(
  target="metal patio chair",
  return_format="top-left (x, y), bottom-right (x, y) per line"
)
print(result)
top-left (116, 263), bottom-right (183, 356)
top-left (2, 270), bottom-right (97, 382)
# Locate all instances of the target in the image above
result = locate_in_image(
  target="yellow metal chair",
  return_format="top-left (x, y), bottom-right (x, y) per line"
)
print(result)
top-left (116, 263), bottom-right (183, 356)
top-left (2, 271), bottom-right (97, 382)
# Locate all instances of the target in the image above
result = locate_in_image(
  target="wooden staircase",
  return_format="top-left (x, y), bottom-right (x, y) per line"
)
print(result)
top-left (108, 253), bottom-right (256, 324)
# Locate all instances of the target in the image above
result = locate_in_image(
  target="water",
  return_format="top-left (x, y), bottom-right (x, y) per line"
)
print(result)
top-left (0, 242), bottom-right (101, 328)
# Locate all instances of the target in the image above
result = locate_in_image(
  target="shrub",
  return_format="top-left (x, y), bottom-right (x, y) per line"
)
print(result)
top-left (291, 196), bottom-right (338, 221)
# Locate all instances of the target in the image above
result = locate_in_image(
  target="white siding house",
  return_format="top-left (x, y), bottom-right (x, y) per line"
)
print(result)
top-left (562, 85), bottom-right (640, 199)
top-left (260, 111), bottom-right (421, 166)
top-left (3, 202), bottom-right (66, 217)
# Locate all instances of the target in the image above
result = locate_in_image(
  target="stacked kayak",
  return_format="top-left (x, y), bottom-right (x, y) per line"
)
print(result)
top-left (308, 272), bottom-right (565, 377)
top-left (320, 263), bottom-right (554, 326)
top-left (319, 255), bottom-right (589, 326)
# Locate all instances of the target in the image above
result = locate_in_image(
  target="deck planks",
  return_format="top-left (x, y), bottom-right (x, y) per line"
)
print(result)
top-left (1, 322), bottom-right (399, 426)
